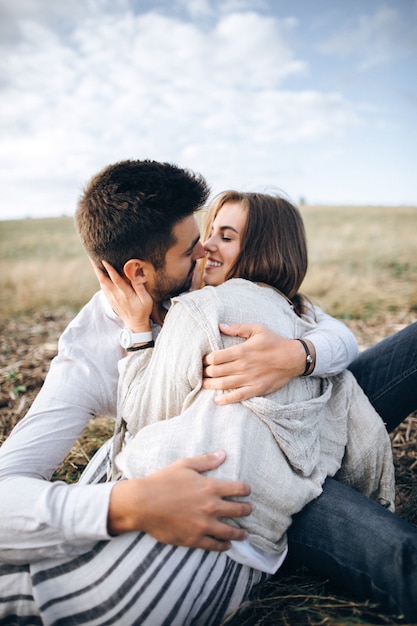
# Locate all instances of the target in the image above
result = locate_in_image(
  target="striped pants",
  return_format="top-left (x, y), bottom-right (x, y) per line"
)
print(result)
top-left (0, 443), bottom-right (267, 625)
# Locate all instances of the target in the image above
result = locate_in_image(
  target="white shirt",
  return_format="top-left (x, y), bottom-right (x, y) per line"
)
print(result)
top-left (0, 290), bottom-right (358, 563)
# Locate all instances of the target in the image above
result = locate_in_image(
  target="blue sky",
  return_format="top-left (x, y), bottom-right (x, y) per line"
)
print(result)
top-left (0, 0), bottom-right (416, 219)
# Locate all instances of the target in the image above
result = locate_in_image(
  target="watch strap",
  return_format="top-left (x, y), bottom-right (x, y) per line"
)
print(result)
top-left (126, 340), bottom-right (155, 352)
top-left (127, 330), bottom-right (153, 344)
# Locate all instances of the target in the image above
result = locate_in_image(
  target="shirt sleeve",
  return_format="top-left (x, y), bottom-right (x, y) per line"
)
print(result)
top-left (303, 305), bottom-right (359, 377)
top-left (0, 292), bottom-right (123, 562)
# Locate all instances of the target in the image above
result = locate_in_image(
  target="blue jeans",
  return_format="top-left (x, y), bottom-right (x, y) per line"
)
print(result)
top-left (285, 322), bottom-right (417, 621)
top-left (348, 321), bottom-right (417, 432)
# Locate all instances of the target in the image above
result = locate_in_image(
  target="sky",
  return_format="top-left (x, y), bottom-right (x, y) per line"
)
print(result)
top-left (0, 0), bottom-right (416, 220)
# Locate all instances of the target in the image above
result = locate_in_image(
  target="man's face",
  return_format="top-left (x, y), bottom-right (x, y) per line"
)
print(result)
top-left (148, 214), bottom-right (205, 302)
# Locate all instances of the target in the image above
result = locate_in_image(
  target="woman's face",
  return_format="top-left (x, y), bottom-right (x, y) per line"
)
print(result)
top-left (203, 201), bottom-right (247, 286)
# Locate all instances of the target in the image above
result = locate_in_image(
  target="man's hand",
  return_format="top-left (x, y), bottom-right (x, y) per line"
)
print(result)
top-left (202, 323), bottom-right (315, 404)
top-left (107, 451), bottom-right (252, 551)
top-left (91, 259), bottom-right (153, 332)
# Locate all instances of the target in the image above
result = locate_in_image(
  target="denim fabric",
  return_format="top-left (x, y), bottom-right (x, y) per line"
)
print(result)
top-left (286, 477), bottom-right (417, 621)
top-left (285, 323), bottom-right (417, 621)
top-left (349, 321), bottom-right (417, 432)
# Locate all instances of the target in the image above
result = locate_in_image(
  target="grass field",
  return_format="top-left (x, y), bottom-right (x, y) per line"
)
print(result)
top-left (0, 216), bottom-right (95, 316)
top-left (301, 205), bottom-right (417, 320)
top-left (1, 205), bottom-right (416, 320)
top-left (0, 206), bottom-right (416, 624)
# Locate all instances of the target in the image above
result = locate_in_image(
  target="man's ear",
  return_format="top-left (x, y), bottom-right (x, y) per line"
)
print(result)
top-left (123, 259), bottom-right (153, 285)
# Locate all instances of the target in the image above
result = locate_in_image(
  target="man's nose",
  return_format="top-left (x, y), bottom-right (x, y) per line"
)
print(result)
top-left (193, 241), bottom-right (206, 259)
top-left (202, 236), bottom-right (214, 251)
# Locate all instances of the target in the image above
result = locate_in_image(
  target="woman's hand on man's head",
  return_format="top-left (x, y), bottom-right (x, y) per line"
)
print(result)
top-left (90, 259), bottom-right (153, 332)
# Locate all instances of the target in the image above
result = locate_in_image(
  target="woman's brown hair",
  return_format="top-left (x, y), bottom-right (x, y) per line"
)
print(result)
top-left (202, 191), bottom-right (309, 314)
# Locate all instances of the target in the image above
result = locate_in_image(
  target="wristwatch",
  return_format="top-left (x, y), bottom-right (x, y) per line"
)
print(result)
top-left (119, 329), bottom-right (153, 350)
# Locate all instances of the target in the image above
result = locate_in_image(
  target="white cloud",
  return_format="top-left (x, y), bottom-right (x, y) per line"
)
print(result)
top-left (0, 9), bottom-right (357, 185)
top-left (177, 0), bottom-right (213, 19)
top-left (0, 0), bottom-right (415, 218)
top-left (319, 5), bottom-right (417, 70)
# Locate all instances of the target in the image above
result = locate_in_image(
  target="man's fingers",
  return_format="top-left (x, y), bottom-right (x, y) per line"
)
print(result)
top-left (197, 537), bottom-right (232, 552)
top-left (181, 451), bottom-right (250, 491)
top-left (197, 528), bottom-right (247, 552)
top-left (198, 525), bottom-right (249, 552)
top-left (202, 367), bottom-right (253, 390)
top-left (217, 498), bottom-right (252, 519)
top-left (216, 479), bottom-right (252, 500)
top-left (204, 349), bottom-right (238, 368)
top-left (181, 450), bottom-right (227, 473)
top-left (179, 452), bottom-right (253, 500)
top-left (203, 325), bottom-right (260, 368)
top-left (203, 324), bottom-right (263, 368)
top-left (192, 507), bottom-right (251, 551)
top-left (212, 388), bottom-right (251, 405)
top-left (203, 360), bottom-right (240, 379)
top-left (219, 323), bottom-right (258, 339)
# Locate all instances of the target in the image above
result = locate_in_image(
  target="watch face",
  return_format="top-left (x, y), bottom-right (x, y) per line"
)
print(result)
top-left (120, 329), bottom-right (131, 349)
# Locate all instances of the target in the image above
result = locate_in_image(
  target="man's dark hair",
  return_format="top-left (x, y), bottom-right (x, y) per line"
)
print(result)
top-left (75, 159), bottom-right (210, 274)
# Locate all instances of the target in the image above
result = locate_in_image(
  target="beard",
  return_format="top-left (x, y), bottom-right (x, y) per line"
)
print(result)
top-left (152, 262), bottom-right (196, 302)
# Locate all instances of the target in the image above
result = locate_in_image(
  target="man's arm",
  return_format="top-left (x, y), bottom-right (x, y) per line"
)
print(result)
top-left (108, 451), bottom-right (251, 552)
top-left (303, 305), bottom-right (359, 376)
top-left (202, 306), bottom-right (358, 405)
top-left (0, 450), bottom-right (251, 563)
top-left (0, 292), bottom-right (122, 562)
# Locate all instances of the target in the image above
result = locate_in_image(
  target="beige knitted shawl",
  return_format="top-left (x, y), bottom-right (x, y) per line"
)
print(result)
top-left (114, 279), bottom-right (395, 554)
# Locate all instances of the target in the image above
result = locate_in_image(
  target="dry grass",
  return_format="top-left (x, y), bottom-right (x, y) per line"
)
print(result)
top-left (1, 207), bottom-right (417, 625)
top-left (1, 206), bottom-right (417, 320)
top-left (223, 576), bottom-right (410, 625)
top-left (300, 205), bottom-right (417, 319)
top-left (0, 217), bottom-right (96, 316)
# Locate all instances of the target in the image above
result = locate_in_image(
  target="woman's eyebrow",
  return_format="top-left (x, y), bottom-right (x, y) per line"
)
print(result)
top-left (219, 225), bottom-right (239, 234)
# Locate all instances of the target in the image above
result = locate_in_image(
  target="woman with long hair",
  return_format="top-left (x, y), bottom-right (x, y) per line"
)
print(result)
top-left (113, 191), bottom-right (394, 576)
